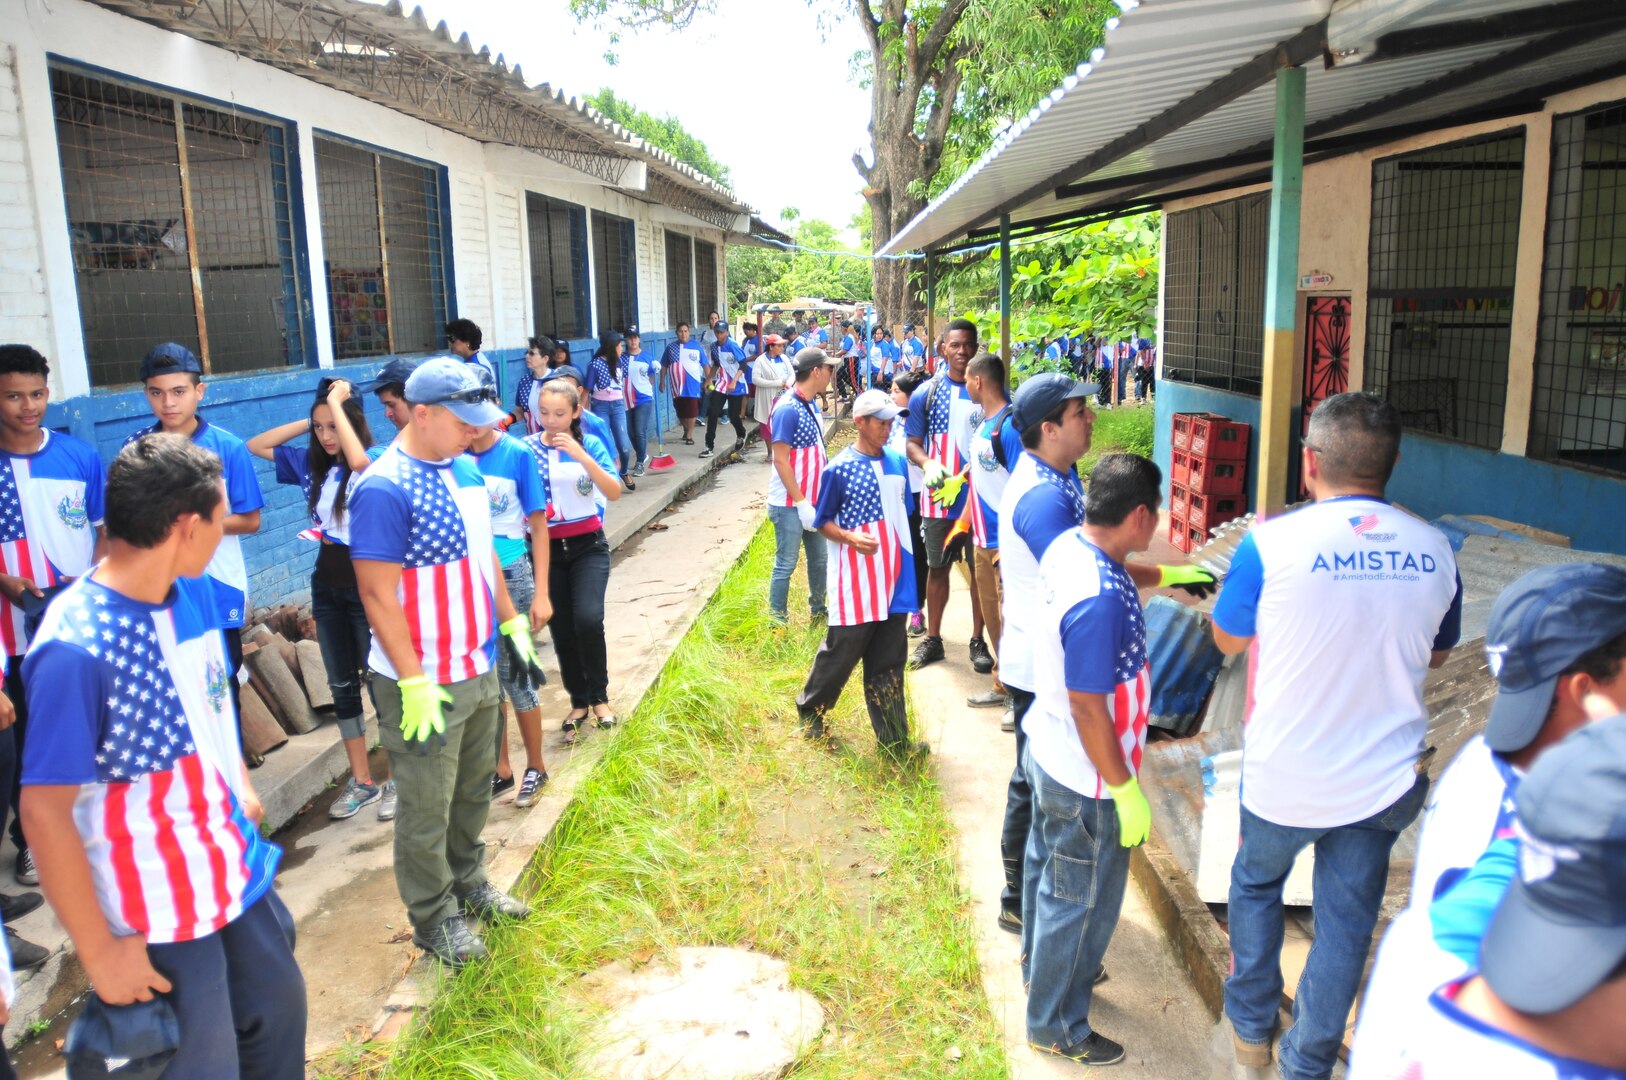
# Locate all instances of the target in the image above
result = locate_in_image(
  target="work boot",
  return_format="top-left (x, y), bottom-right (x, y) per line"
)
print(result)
top-left (5, 927), bottom-right (48, 971)
top-left (968, 636), bottom-right (995, 674)
top-left (412, 914), bottom-right (487, 968)
top-left (0, 890), bottom-right (42, 922)
top-left (458, 882), bottom-right (533, 922)
top-left (908, 635), bottom-right (945, 670)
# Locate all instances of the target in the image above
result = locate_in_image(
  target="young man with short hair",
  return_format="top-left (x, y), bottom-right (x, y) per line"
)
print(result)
top-left (362, 356), bottom-right (425, 432)
top-left (964, 352), bottom-right (1022, 716)
top-left (21, 434), bottom-right (303, 1077)
top-left (350, 358), bottom-right (542, 967)
top-left (446, 318), bottom-right (495, 386)
top-left (1023, 453), bottom-right (1164, 1066)
top-left (767, 349), bottom-right (839, 625)
top-left (701, 323), bottom-right (749, 458)
top-left (660, 322), bottom-right (705, 445)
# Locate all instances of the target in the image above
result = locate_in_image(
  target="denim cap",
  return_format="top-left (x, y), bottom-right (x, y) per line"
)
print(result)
top-left (64, 994), bottom-right (180, 1078)
top-left (137, 342), bottom-right (202, 381)
top-left (1480, 713), bottom-right (1626, 1014)
top-left (360, 356), bottom-right (423, 393)
top-left (404, 356), bottom-right (505, 426)
top-left (1482, 563), bottom-right (1626, 753)
top-left (1012, 372), bottom-right (1097, 431)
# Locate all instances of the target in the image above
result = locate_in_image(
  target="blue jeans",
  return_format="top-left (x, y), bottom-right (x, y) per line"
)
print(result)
top-left (1225, 775), bottom-right (1429, 1080)
top-left (768, 503), bottom-right (827, 619)
top-left (494, 558), bottom-right (539, 712)
top-left (1021, 748), bottom-right (1131, 1051)
top-left (628, 400), bottom-right (655, 464)
top-left (310, 576), bottom-right (371, 740)
top-left (590, 397), bottom-right (633, 474)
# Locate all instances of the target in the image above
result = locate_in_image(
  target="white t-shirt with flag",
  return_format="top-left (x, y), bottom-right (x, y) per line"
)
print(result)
top-left (967, 404), bottom-right (1023, 549)
top-left (0, 429), bottom-right (105, 656)
top-left (905, 374), bottom-right (980, 520)
top-left (1027, 530), bottom-right (1151, 798)
top-left (1211, 496), bottom-right (1463, 828)
top-left (768, 391), bottom-right (826, 507)
top-left (473, 434), bottom-right (547, 568)
top-left (348, 446), bottom-right (498, 684)
top-left (524, 431), bottom-right (618, 539)
top-left (813, 446), bottom-right (914, 627)
top-left (1001, 452), bottom-right (1088, 693)
top-left (21, 575), bottom-right (280, 944)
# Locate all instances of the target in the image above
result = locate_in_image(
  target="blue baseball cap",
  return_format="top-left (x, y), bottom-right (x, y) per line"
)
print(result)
top-left (403, 356), bottom-right (505, 426)
top-left (1479, 713), bottom-right (1626, 1014)
top-left (542, 364), bottom-right (585, 387)
top-left (1482, 563), bottom-right (1626, 753)
top-left (137, 342), bottom-right (202, 381)
top-left (359, 356), bottom-right (424, 393)
top-left (1011, 372), bottom-right (1097, 432)
top-left (64, 993), bottom-right (180, 1078)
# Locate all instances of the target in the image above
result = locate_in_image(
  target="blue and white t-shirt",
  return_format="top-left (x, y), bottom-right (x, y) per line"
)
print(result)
top-left (1000, 451), bottom-right (1087, 693)
top-left (586, 354), bottom-right (625, 405)
top-left (0, 429), bottom-right (105, 656)
top-left (473, 434), bottom-right (547, 568)
top-left (625, 350), bottom-right (658, 407)
top-left (1027, 530), bottom-right (1151, 799)
top-left (663, 340), bottom-right (707, 398)
top-left (464, 351), bottom-right (497, 387)
top-left (125, 420), bottom-right (264, 629)
top-left (1212, 496), bottom-right (1462, 828)
top-left (524, 431), bottom-right (618, 539)
top-left (711, 339), bottom-right (749, 396)
top-left (967, 405), bottom-right (1023, 549)
top-left (271, 444), bottom-right (385, 547)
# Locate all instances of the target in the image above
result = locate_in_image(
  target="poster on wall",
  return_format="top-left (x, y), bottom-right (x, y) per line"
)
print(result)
top-left (329, 270), bottom-right (388, 353)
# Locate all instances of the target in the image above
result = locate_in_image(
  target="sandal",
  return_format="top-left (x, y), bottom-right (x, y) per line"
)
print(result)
top-left (561, 712), bottom-right (590, 744)
top-left (682, 437), bottom-right (694, 445)
top-left (594, 710), bottom-right (618, 730)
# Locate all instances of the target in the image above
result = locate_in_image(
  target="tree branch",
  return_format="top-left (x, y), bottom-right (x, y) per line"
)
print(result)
top-left (917, 0), bottom-right (972, 74)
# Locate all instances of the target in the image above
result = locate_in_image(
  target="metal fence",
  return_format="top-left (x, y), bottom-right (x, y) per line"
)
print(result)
top-left (1161, 193), bottom-right (1268, 395)
top-left (525, 193), bottom-right (588, 342)
top-left (592, 210), bottom-right (637, 335)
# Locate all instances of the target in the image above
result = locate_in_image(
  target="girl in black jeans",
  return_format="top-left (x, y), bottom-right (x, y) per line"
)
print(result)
top-left (523, 382), bottom-right (622, 741)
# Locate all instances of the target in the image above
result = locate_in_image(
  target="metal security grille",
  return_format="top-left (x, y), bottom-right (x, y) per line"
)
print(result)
top-left (1532, 102), bottom-right (1626, 476)
top-left (592, 211), bottom-right (637, 335)
top-left (665, 230), bottom-right (693, 328)
top-left (1161, 193), bottom-right (1268, 395)
top-left (314, 137), bottom-right (447, 359)
top-left (1366, 131), bottom-right (1524, 451)
top-left (526, 193), bottom-right (588, 341)
top-left (50, 65), bottom-right (305, 385)
top-left (694, 239), bottom-right (719, 322)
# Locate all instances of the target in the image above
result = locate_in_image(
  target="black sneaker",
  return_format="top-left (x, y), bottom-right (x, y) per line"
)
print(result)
top-left (0, 890), bottom-right (42, 922)
top-left (459, 881), bottom-right (533, 922)
top-left (699, 448), bottom-right (714, 459)
top-left (969, 636), bottom-right (995, 674)
top-left (908, 635), bottom-right (945, 670)
top-left (515, 768), bottom-right (548, 808)
top-left (491, 773), bottom-right (516, 798)
top-left (15, 849), bottom-right (36, 887)
top-left (5, 927), bottom-right (48, 971)
top-left (997, 908), bottom-right (1021, 935)
top-left (411, 913), bottom-right (488, 968)
top-left (1031, 1031), bottom-right (1125, 1066)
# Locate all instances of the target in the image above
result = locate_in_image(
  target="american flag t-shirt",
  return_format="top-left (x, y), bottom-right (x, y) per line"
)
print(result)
top-left (20, 576), bottom-right (279, 944)
top-left (0, 430), bottom-right (107, 656)
top-left (813, 447), bottom-right (914, 627)
top-left (905, 375), bottom-right (981, 520)
top-left (348, 446), bottom-right (498, 684)
top-left (767, 394), bottom-right (826, 507)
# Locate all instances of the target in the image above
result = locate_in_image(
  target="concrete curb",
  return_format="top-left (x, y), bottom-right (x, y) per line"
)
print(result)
top-left (1129, 828), bottom-right (1229, 1021)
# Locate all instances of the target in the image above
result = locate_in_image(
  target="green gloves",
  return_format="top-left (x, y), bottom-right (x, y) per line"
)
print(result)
top-left (921, 460), bottom-right (948, 490)
top-left (929, 471), bottom-right (967, 509)
top-left (499, 615), bottom-right (548, 691)
top-left (1158, 564), bottom-right (1219, 599)
top-left (1105, 776), bottom-right (1152, 848)
top-left (398, 675), bottom-right (451, 750)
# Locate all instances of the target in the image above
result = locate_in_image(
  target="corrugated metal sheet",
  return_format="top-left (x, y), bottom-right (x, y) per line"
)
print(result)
top-left (881, 0), bottom-right (1625, 254)
top-left (1145, 596), bottom-right (1227, 736)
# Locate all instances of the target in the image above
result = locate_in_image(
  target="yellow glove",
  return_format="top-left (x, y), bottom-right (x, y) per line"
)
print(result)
top-left (398, 675), bottom-right (452, 750)
top-left (1105, 775), bottom-right (1151, 848)
top-left (1158, 564), bottom-right (1219, 599)
top-left (929, 472), bottom-right (967, 509)
top-left (499, 615), bottom-right (548, 690)
top-left (921, 460), bottom-right (948, 490)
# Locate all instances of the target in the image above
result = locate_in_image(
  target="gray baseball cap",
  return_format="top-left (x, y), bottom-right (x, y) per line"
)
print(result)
top-left (404, 356), bottom-right (506, 426)
top-left (794, 347), bottom-right (840, 378)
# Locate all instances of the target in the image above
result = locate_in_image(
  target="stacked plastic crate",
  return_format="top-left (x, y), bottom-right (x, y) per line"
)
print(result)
top-left (1168, 412), bottom-right (1250, 553)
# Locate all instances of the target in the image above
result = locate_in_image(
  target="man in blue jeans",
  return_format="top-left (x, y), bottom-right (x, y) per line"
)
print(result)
top-left (1211, 392), bottom-right (1462, 1079)
top-left (766, 348), bottom-right (839, 624)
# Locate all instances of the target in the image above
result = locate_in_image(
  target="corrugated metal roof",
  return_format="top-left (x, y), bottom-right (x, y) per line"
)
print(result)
top-left (880, 0), bottom-right (1626, 254)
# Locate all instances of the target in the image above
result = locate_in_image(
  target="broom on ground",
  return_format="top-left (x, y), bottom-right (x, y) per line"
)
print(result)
top-left (647, 388), bottom-right (677, 472)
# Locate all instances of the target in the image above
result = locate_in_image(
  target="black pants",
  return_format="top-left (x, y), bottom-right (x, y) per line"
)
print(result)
top-left (547, 530), bottom-right (612, 708)
top-left (705, 393), bottom-right (747, 450)
top-left (907, 511), bottom-right (929, 610)
top-left (1000, 685), bottom-right (1037, 917)
top-left (796, 614), bottom-right (909, 746)
top-left (4, 663), bottom-right (24, 853)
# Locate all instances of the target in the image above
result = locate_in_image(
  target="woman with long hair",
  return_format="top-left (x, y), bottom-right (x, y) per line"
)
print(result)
top-left (586, 331), bottom-right (636, 490)
top-left (523, 381), bottom-right (622, 742)
top-left (248, 378), bottom-right (393, 821)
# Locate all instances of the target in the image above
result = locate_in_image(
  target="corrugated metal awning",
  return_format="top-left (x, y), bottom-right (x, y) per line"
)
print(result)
top-left (880, 0), bottom-right (1626, 254)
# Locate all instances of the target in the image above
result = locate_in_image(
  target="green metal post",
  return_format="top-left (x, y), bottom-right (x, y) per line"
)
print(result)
top-left (999, 214), bottom-right (1012, 362)
top-left (925, 251), bottom-right (937, 349)
top-left (1258, 66), bottom-right (1305, 515)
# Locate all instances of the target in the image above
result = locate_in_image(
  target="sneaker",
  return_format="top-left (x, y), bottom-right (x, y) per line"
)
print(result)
top-left (411, 913), bottom-right (487, 968)
top-left (329, 777), bottom-right (382, 820)
top-left (632, 461), bottom-right (647, 476)
top-left (491, 773), bottom-right (516, 799)
top-left (14, 849), bottom-right (36, 887)
top-left (0, 891), bottom-right (41, 922)
top-left (377, 780), bottom-right (399, 821)
top-left (969, 636), bottom-right (995, 674)
top-left (966, 689), bottom-right (1007, 709)
top-left (1031, 1031), bottom-right (1125, 1066)
top-left (908, 635), bottom-right (945, 670)
top-left (515, 768), bottom-right (548, 808)
top-left (5, 927), bottom-right (49, 971)
top-left (996, 908), bottom-right (1021, 935)
top-left (1000, 707), bottom-right (1017, 733)
top-left (699, 448), bottom-right (714, 458)
top-left (459, 881), bottom-right (533, 922)
top-left (907, 613), bottom-right (925, 637)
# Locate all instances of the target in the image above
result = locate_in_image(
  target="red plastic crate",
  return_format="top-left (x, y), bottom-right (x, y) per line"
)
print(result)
top-left (1187, 454), bottom-right (1246, 496)
top-left (1171, 449), bottom-right (1192, 486)
top-left (1168, 508), bottom-right (1192, 553)
top-left (1171, 412), bottom-right (1198, 451)
top-left (1169, 481), bottom-right (1191, 520)
top-left (1189, 414), bottom-right (1250, 460)
top-left (1185, 518), bottom-right (1207, 553)
top-left (1186, 490), bottom-right (1243, 535)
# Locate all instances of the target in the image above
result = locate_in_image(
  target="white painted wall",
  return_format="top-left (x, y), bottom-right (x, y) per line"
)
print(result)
top-left (0, 45), bottom-right (52, 380)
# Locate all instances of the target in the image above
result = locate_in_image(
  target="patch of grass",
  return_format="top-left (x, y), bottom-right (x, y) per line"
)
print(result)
top-left (378, 526), bottom-right (1005, 1079)
top-left (1080, 401), bottom-right (1155, 480)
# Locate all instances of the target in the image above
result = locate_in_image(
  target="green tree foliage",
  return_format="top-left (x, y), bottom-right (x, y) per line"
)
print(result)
top-left (726, 218), bottom-right (875, 313)
top-left (583, 88), bottom-right (732, 187)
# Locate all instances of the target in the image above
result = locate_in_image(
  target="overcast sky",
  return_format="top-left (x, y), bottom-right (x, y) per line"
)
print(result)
top-left (403, 0), bottom-right (872, 238)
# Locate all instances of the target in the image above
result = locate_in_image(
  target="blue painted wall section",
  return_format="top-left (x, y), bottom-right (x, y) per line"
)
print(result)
top-left (1153, 381), bottom-right (1626, 556)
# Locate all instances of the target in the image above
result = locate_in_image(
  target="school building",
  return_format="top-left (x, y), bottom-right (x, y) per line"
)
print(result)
top-left (0, 0), bottom-right (778, 604)
top-left (880, 0), bottom-right (1626, 555)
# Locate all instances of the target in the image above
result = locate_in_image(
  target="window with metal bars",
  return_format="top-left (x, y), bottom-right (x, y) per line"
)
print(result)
top-left (315, 137), bottom-right (448, 361)
top-left (1532, 102), bottom-right (1626, 476)
top-left (694, 239), bottom-right (719, 322)
top-left (1365, 131), bottom-right (1524, 451)
top-left (526, 193), bottom-right (588, 341)
top-left (1161, 193), bottom-right (1268, 395)
top-left (665, 230), bottom-right (694, 328)
top-left (50, 65), bottom-right (306, 385)
top-left (592, 211), bottom-right (637, 334)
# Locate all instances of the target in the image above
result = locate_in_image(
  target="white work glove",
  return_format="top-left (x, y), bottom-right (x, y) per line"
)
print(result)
top-left (795, 500), bottom-right (817, 532)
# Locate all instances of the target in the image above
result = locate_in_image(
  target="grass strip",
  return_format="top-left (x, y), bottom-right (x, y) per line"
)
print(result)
top-left (373, 524), bottom-right (1006, 1079)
